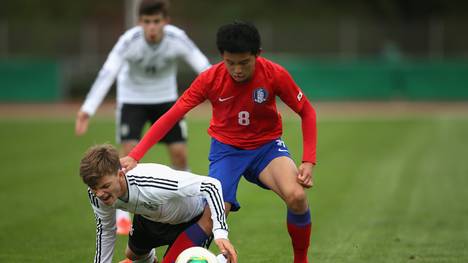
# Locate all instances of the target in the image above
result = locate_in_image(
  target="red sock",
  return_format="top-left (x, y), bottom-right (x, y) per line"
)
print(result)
top-left (287, 209), bottom-right (312, 263)
top-left (162, 223), bottom-right (208, 263)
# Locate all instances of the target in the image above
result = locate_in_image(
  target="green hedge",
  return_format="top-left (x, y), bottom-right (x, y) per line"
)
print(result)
top-left (273, 57), bottom-right (468, 101)
top-left (0, 59), bottom-right (60, 102)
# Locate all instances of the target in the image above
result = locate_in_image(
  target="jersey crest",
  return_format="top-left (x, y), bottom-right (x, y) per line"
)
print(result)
top-left (145, 65), bottom-right (158, 75)
top-left (297, 91), bottom-right (303, 101)
top-left (253, 87), bottom-right (268, 104)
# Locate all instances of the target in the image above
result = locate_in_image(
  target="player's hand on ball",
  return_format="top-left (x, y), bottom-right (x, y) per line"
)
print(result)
top-left (120, 156), bottom-right (138, 173)
top-left (298, 162), bottom-right (314, 188)
top-left (214, 238), bottom-right (237, 263)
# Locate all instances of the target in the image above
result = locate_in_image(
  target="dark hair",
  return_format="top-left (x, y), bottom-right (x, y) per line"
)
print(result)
top-left (216, 21), bottom-right (261, 55)
top-left (79, 144), bottom-right (120, 188)
top-left (139, 0), bottom-right (169, 17)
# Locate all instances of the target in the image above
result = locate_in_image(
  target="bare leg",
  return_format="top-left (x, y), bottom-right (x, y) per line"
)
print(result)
top-left (259, 156), bottom-right (311, 263)
top-left (167, 142), bottom-right (188, 171)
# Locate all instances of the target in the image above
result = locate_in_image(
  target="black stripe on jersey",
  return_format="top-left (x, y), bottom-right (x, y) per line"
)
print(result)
top-left (201, 182), bottom-right (227, 230)
top-left (202, 234), bottom-right (214, 248)
top-left (128, 178), bottom-right (178, 190)
top-left (128, 179), bottom-right (177, 190)
top-left (127, 175), bottom-right (178, 188)
top-left (94, 216), bottom-right (102, 263)
top-left (128, 178), bottom-right (178, 191)
top-left (88, 189), bottom-right (100, 208)
top-left (201, 184), bottom-right (226, 230)
top-left (130, 182), bottom-right (177, 191)
top-left (127, 175), bottom-right (178, 185)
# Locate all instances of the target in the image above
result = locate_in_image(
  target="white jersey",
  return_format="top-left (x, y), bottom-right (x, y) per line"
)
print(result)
top-left (80, 25), bottom-right (211, 116)
top-left (87, 163), bottom-right (227, 263)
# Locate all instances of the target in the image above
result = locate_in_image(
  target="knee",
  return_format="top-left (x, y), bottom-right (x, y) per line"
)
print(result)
top-left (169, 147), bottom-right (187, 169)
top-left (284, 188), bottom-right (308, 212)
top-left (172, 150), bottom-right (186, 162)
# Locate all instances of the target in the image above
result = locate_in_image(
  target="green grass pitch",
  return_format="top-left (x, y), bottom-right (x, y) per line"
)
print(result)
top-left (0, 114), bottom-right (467, 262)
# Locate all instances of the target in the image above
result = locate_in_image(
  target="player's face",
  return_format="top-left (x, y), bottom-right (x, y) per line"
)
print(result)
top-left (139, 13), bottom-right (168, 44)
top-left (91, 172), bottom-right (126, 206)
top-left (222, 51), bottom-right (257, 83)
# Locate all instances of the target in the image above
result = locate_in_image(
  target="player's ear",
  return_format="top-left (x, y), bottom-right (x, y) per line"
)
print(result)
top-left (255, 48), bottom-right (262, 57)
top-left (164, 15), bottom-right (171, 24)
top-left (137, 15), bottom-right (144, 24)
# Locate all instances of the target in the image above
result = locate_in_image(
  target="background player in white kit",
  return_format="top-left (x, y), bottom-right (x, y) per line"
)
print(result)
top-left (75, 0), bottom-right (211, 234)
top-left (79, 144), bottom-right (237, 263)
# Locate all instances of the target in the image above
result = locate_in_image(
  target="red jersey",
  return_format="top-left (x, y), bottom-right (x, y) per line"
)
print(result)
top-left (129, 57), bottom-right (317, 163)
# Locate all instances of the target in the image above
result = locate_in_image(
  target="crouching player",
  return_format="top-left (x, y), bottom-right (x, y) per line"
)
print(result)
top-left (79, 144), bottom-right (237, 263)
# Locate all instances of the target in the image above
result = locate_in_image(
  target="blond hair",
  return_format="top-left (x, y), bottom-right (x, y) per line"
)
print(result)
top-left (79, 144), bottom-right (120, 187)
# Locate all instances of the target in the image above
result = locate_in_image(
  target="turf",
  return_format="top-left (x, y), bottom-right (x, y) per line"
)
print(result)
top-left (0, 115), bottom-right (467, 262)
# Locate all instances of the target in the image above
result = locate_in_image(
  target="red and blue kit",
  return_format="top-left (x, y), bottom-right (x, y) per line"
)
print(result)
top-left (129, 56), bottom-right (317, 164)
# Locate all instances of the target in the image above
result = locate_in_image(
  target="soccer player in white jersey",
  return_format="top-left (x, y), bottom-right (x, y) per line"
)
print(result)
top-left (79, 144), bottom-right (237, 263)
top-left (75, 0), bottom-right (211, 235)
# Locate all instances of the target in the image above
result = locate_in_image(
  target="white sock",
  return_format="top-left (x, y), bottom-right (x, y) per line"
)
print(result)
top-left (133, 249), bottom-right (156, 263)
top-left (116, 209), bottom-right (131, 221)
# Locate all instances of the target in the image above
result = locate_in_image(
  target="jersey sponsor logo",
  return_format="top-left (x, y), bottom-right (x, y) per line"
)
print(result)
top-left (278, 149), bottom-right (289, 152)
top-left (297, 91), bottom-right (303, 101)
top-left (253, 87), bottom-right (268, 104)
top-left (218, 96), bottom-right (234, 102)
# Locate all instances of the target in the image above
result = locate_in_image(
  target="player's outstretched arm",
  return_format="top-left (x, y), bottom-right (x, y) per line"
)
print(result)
top-left (120, 156), bottom-right (138, 173)
top-left (75, 111), bottom-right (90, 136)
top-left (214, 238), bottom-right (238, 263)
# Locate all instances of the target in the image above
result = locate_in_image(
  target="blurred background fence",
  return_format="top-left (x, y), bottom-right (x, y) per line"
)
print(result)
top-left (1, 0), bottom-right (467, 102)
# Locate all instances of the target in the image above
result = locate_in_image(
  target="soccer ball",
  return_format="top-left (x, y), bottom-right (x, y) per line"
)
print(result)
top-left (175, 246), bottom-right (218, 263)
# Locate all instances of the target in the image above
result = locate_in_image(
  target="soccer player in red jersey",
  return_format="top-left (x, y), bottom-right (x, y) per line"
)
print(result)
top-left (121, 21), bottom-right (317, 263)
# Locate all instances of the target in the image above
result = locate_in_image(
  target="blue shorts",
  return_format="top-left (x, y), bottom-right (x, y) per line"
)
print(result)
top-left (208, 138), bottom-right (291, 212)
